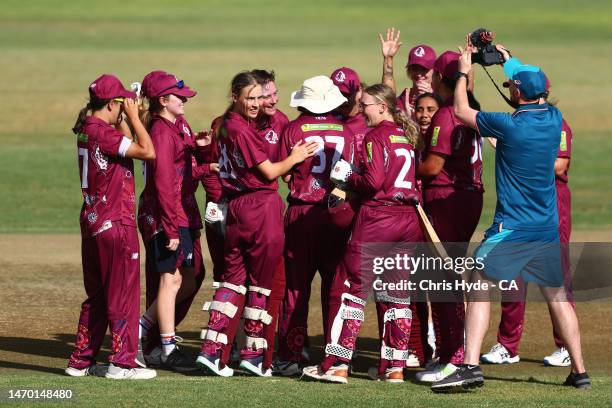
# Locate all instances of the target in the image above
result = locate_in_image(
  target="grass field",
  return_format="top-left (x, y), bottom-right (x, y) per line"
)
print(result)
top-left (1, 234), bottom-right (611, 407)
top-left (1, 1), bottom-right (611, 406)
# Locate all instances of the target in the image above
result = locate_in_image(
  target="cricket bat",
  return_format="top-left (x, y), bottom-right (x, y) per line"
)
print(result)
top-left (409, 196), bottom-right (450, 259)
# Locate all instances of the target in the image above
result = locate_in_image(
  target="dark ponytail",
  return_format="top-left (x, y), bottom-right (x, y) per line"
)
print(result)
top-left (72, 93), bottom-right (111, 134)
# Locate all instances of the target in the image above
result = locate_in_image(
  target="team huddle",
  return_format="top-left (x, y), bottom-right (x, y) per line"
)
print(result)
top-left (66, 28), bottom-right (590, 391)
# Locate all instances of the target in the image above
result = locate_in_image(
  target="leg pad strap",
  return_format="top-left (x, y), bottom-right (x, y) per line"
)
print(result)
top-left (200, 329), bottom-right (228, 345)
top-left (202, 301), bottom-right (239, 318)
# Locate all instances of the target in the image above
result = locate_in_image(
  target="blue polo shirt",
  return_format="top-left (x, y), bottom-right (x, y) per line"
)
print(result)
top-left (476, 103), bottom-right (561, 231)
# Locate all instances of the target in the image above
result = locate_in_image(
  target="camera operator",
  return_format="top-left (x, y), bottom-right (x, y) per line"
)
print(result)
top-left (430, 38), bottom-right (591, 392)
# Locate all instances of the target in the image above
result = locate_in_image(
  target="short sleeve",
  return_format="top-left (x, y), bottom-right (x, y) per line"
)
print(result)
top-left (235, 128), bottom-right (269, 168)
top-left (557, 120), bottom-right (572, 159)
top-left (427, 110), bottom-right (453, 156)
top-left (279, 124), bottom-right (297, 161)
top-left (476, 111), bottom-right (512, 140)
top-left (98, 126), bottom-right (131, 157)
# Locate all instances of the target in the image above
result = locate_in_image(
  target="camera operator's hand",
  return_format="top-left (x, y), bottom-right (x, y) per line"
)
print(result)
top-left (458, 34), bottom-right (475, 74)
top-left (495, 44), bottom-right (511, 62)
top-left (379, 27), bottom-right (402, 58)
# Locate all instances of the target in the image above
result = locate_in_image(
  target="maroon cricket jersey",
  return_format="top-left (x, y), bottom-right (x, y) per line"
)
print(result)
top-left (199, 116), bottom-right (225, 203)
top-left (138, 115), bottom-right (202, 242)
top-left (280, 113), bottom-right (354, 205)
top-left (217, 111), bottom-right (277, 197)
top-left (348, 120), bottom-right (419, 207)
top-left (256, 110), bottom-right (289, 163)
top-left (77, 116), bottom-right (136, 237)
top-left (556, 119), bottom-right (572, 185)
top-left (343, 113), bottom-right (370, 168)
top-left (422, 101), bottom-right (483, 191)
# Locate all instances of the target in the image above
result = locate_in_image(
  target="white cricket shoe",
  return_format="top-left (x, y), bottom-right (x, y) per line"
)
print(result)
top-left (301, 364), bottom-right (348, 384)
top-left (543, 347), bottom-right (571, 367)
top-left (480, 343), bottom-right (520, 364)
top-left (272, 360), bottom-right (301, 376)
top-left (415, 363), bottom-right (458, 383)
top-left (104, 363), bottom-right (156, 380)
top-left (239, 356), bottom-right (272, 377)
top-left (406, 353), bottom-right (420, 368)
top-left (65, 364), bottom-right (108, 377)
top-left (196, 354), bottom-right (234, 377)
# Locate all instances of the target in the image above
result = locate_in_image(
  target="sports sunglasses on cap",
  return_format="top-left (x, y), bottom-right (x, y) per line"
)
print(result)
top-left (158, 79), bottom-right (185, 96)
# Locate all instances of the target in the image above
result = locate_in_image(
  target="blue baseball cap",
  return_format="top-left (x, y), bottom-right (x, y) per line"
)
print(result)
top-left (503, 58), bottom-right (548, 100)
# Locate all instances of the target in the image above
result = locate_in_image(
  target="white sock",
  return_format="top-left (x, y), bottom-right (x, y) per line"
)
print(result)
top-left (139, 315), bottom-right (154, 340)
top-left (160, 332), bottom-right (176, 357)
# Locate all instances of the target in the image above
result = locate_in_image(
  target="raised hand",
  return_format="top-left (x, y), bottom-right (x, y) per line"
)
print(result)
top-left (379, 27), bottom-right (402, 58)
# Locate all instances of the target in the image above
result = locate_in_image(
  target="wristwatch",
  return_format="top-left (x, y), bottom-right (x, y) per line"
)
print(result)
top-left (455, 72), bottom-right (469, 80)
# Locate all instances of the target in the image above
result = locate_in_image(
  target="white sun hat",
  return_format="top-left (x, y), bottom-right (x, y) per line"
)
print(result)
top-left (289, 75), bottom-right (348, 114)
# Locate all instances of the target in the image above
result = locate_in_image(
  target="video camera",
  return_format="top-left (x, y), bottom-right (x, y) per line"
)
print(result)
top-left (470, 28), bottom-right (505, 66)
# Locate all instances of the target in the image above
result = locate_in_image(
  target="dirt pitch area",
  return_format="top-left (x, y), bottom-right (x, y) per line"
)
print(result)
top-left (1, 232), bottom-right (610, 379)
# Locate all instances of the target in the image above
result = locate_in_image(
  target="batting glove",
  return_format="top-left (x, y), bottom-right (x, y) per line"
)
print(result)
top-left (330, 159), bottom-right (353, 184)
top-left (205, 201), bottom-right (225, 224)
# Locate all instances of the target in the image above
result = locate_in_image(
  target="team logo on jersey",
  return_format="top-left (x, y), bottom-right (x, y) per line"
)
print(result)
top-left (87, 212), bottom-right (98, 224)
top-left (233, 150), bottom-right (245, 168)
top-left (94, 147), bottom-right (108, 170)
top-left (393, 192), bottom-right (405, 202)
top-left (431, 126), bottom-right (440, 147)
top-left (84, 195), bottom-right (95, 206)
top-left (146, 215), bottom-right (154, 225)
top-left (366, 142), bottom-right (373, 162)
top-left (265, 130), bottom-right (279, 144)
top-left (389, 135), bottom-right (409, 144)
top-left (335, 71), bottom-right (346, 83)
top-left (311, 178), bottom-right (322, 190)
top-left (182, 124), bottom-right (191, 137)
top-left (414, 47), bottom-right (425, 57)
top-left (560, 131), bottom-right (567, 151)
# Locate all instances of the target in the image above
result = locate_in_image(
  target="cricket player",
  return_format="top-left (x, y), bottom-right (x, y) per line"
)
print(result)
top-left (135, 71), bottom-right (208, 372)
top-left (197, 71), bottom-right (317, 377)
top-left (482, 107), bottom-right (575, 366)
top-left (250, 69), bottom-right (290, 372)
top-left (302, 83), bottom-right (424, 384)
top-left (415, 51), bottom-right (484, 383)
top-left (379, 27), bottom-right (436, 117)
top-left (431, 41), bottom-right (590, 392)
top-left (274, 76), bottom-right (353, 376)
top-left (67, 74), bottom-right (156, 379)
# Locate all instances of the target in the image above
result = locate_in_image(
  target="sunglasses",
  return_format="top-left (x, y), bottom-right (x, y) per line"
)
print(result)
top-left (359, 102), bottom-right (377, 110)
top-left (158, 80), bottom-right (185, 95)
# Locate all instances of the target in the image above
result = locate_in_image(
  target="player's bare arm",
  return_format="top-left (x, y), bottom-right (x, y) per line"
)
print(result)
top-left (123, 98), bottom-right (156, 160)
top-left (379, 27), bottom-right (402, 93)
top-left (554, 157), bottom-right (570, 177)
top-left (417, 152), bottom-right (446, 178)
top-left (256, 140), bottom-right (318, 181)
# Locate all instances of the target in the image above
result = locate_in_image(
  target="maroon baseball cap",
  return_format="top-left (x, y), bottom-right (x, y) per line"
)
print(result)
top-left (331, 67), bottom-right (361, 95)
top-left (407, 45), bottom-right (436, 69)
top-left (434, 51), bottom-right (461, 80)
top-left (89, 74), bottom-right (136, 100)
top-left (141, 70), bottom-right (197, 99)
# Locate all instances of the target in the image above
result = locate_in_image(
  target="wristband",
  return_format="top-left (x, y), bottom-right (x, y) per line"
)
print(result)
top-left (456, 72), bottom-right (469, 80)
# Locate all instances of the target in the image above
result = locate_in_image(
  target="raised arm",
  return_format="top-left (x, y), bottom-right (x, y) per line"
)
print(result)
top-left (379, 27), bottom-right (402, 93)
